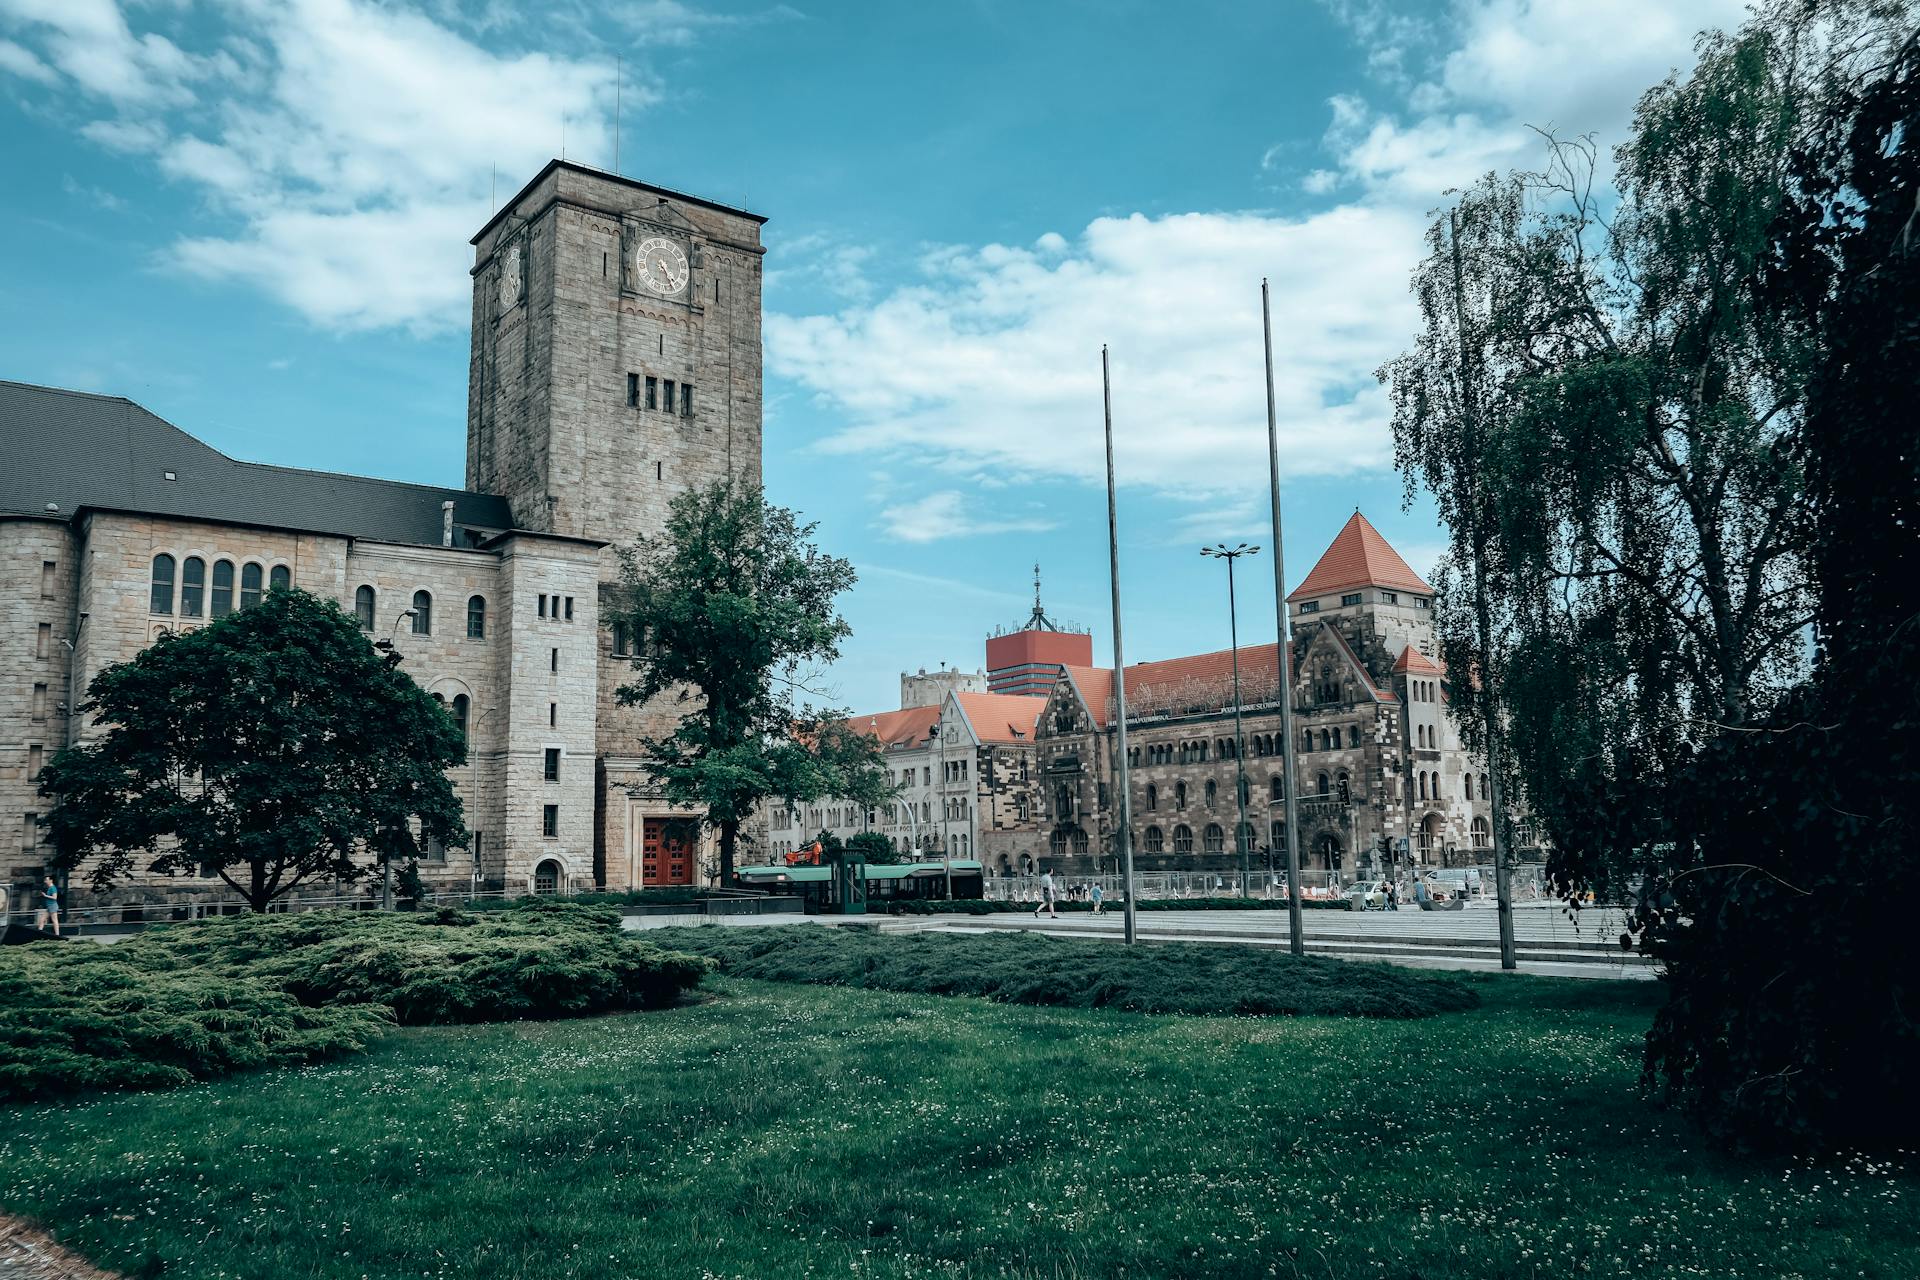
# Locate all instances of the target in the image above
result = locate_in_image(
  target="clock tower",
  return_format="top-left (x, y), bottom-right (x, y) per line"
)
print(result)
top-left (466, 160), bottom-right (766, 883)
top-left (466, 159), bottom-right (765, 547)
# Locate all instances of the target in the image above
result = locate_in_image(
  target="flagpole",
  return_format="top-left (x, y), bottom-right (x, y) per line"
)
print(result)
top-left (1262, 280), bottom-right (1306, 956)
top-left (1102, 345), bottom-right (1138, 946)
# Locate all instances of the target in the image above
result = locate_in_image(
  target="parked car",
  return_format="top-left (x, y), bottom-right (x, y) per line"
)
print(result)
top-left (1347, 879), bottom-right (1391, 910)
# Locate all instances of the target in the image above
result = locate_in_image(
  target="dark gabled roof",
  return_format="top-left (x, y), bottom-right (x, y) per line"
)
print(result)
top-left (0, 380), bottom-right (516, 549)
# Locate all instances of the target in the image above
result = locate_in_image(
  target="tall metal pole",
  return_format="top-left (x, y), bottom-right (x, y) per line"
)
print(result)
top-left (1262, 279), bottom-right (1306, 955)
top-left (1203, 544), bottom-right (1258, 898)
top-left (1102, 346), bottom-right (1138, 946)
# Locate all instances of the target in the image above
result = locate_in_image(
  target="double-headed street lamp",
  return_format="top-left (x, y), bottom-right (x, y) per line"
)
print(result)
top-left (1201, 542), bottom-right (1258, 899)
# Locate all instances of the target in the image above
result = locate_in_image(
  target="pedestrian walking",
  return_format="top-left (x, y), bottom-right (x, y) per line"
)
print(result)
top-left (1090, 882), bottom-right (1105, 915)
top-left (35, 875), bottom-right (60, 937)
top-left (1034, 870), bottom-right (1057, 918)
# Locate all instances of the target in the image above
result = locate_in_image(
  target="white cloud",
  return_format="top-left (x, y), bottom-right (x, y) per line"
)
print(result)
top-left (875, 491), bottom-right (1059, 544)
top-left (0, 0), bottom-right (200, 105)
top-left (0, 35), bottom-right (57, 84)
top-left (5, 0), bottom-right (645, 333)
top-left (771, 207), bottom-right (1418, 505)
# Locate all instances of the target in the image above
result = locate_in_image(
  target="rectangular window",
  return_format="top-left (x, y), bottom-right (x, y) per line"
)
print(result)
top-left (549, 702), bottom-right (557, 727)
top-left (1341, 593), bottom-right (1362, 607)
top-left (544, 748), bottom-right (561, 782)
top-left (41, 561), bottom-right (56, 599)
top-left (612, 622), bottom-right (629, 656)
top-left (1414, 597), bottom-right (1431, 609)
top-left (36, 623), bottom-right (50, 660)
top-left (663, 380), bottom-right (675, 414)
top-left (542, 805), bottom-right (559, 838)
top-left (681, 383), bottom-right (693, 417)
top-left (563, 596), bottom-right (574, 622)
top-left (28, 745), bottom-right (44, 780)
top-left (550, 648), bottom-right (559, 673)
top-left (645, 376), bottom-right (658, 409)
top-left (1299, 600), bottom-right (1320, 614)
top-left (654, 461), bottom-right (662, 482)
top-left (21, 813), bottom-right (34, 853)
top-left (538, 594), bottom-right (548, 619)
top-left (1382, 591), bottom-right (1398, 604)
top-left (626, 373), bottom-right (639, 407)
top-left (31, 684), bottom-right (47, 722)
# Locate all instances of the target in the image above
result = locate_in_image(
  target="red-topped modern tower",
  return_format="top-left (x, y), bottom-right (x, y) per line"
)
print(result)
top-left (985, 566), bottom-right (1092, 697)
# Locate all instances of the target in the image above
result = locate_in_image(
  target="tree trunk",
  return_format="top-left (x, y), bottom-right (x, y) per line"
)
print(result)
top-left (249, 857), bottom-right (269, 914)
top-left (718, 817), bottom-right (738, 888)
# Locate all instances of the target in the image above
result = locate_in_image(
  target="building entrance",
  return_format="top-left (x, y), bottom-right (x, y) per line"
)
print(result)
top-left (642, 818), bottom-right (696, 886)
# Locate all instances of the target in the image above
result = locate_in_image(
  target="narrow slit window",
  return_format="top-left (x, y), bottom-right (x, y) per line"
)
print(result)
top-left (626, 373), bottom-right (639, 407)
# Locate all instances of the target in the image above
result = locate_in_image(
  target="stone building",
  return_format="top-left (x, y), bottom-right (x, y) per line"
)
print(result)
top-left (1027, 513), bottom-right (1495, 879)
top-left (0, 160), bottom-right (764, 906)
top-left (762, 691), bottom-right (1044, 867)
top-left (899, 665), bottom-right (987, 709)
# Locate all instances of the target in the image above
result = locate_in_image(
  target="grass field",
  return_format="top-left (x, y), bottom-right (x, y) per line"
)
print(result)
top-left (1, 971), bottom-right (1913, 1280)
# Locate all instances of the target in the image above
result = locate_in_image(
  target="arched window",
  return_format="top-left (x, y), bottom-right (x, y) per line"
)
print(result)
top-left (1055, 783), bottom-right (1072, 818)
top-left (1317, 772), bottom-right (1330, 796)
top-left (1174, 781), bottom-right (1188, 809)
top-left (1204, 779), bottom-right (1217, 810)
top-left (1270, 820), bottom-right (1285, 848)
top-left (149, 554), bottom-right (175, 614)
top-left (1269, 776), bottom-right (1283, 804)
top-left (1348, 726), bottom-right (1362, 749)
top-left (411, 590), bottom-right (432, 634)
top-left (1050, 830), bottom-right (1068, 856)
top-left (1145, 784), bottom-right (1158, 811)
top-left (210, 560), bottom-right (235, 617)
top-left (180, 556), bottom-right (205, 618)
top-left (1418, 771), bottom-right (1428, 800)
top-left (451, 694), bottom-right (470, 740)
top-left (240, 562), bottom-right (264, 610)
top-left (1071, 829), bottom-right (1089, 857)
top-left (1172, 824), bottom-right (1193, 854)
top-left (269, 564), bottom-right (290, 592)
top-left (1337, 772), bottom-right (1351, 802)
top-left (1203, 823), bottom-right (1225, 853)
top-left (1319, 729), bottom-right (1332, 751)
top-left (1303, 728), bottom-right (1314, 752)
top-left (1479, 773), bottom-right (1490, 801)
top-left (467, 595), bottom-right (486, 639)
top-left (1238, 821), bottom-right (1256, 852)
top-left (354, 585), bottom-right (375, 630)
top-left (1471, 816), bottom-right (1490, 848)
top-left (1144, 826), bottom-right (1164, 853)
top-left (533, 859), bottom-right (561, 894)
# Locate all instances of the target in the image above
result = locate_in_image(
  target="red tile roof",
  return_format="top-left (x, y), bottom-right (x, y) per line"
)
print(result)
top-left (1392, 644), bottom-right (1444, 676)
top-left (845, 705), bottom-right (941, 749)
top-left (951, 692), bottom-right (1046, 744)
top-left (1287, 511), bottom-right (1434, 602)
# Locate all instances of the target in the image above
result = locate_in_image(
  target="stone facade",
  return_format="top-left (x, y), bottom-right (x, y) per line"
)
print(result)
top-left (0, 161), bottom-right (765, 909)
top-left (1026, 516), bottom-right (1498, 880)
top-left (761, 693), bottom-right (1044, 868)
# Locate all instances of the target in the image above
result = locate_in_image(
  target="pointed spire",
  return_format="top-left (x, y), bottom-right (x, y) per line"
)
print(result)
top-left (1287, 511), bottom-right (1435, 602)
top-left (1025, 563), bottom-right (1058, 631)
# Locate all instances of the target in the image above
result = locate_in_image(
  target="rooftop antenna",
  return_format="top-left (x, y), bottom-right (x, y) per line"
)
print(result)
top-left (561, 119), bottom-right (567, 162)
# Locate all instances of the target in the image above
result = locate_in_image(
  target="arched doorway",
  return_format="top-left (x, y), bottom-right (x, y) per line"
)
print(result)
top-left (533, 859), bottom-right (562, 895)
top-left (1420, 812), bottom-right (1443, 862)
top-left (1312, 832), bottom-right (1342, 874)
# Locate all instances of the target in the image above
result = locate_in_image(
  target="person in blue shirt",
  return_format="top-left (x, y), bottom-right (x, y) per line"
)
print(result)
top-left (36, 875), bottom-right (60, 937)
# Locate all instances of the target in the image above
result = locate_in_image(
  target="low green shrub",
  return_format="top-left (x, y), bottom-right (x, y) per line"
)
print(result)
top-left (885, 896), bottom-right (1354, 915)
top-left (0, 904), bottom-right (708, 1100)
top-left (649, 924), bottom-right (1476, 1018)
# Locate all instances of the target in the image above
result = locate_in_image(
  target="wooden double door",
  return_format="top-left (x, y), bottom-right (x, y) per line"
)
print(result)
top-left (642, 817), bottom-right (696, 886)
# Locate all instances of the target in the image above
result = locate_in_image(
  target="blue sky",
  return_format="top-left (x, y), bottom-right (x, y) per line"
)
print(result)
top-left (0, 0), bottom-right (1745, 712)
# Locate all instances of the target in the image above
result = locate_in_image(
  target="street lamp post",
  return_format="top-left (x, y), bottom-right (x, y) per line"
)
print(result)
top-left (1201, 543), bottom-right (1258, 899)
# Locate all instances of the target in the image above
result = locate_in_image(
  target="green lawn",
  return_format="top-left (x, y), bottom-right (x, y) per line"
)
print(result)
top-left (2, 973), bottom-right (1913, 1279)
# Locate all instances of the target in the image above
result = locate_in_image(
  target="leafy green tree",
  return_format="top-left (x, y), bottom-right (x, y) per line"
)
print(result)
top-left (1634, 17), bottom-right (1918, 1148)
top-left (606, 480), bottom-right (890, 886)
top-left (847, 831), bottom-right (903, 866)
top-left (39, 589), bottom-right (467, 912)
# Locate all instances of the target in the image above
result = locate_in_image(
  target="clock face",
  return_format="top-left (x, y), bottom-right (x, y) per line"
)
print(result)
top-left (498, 243), bottom-right (521, 311)
top-left (634, 235), bottom-right (689, 296)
